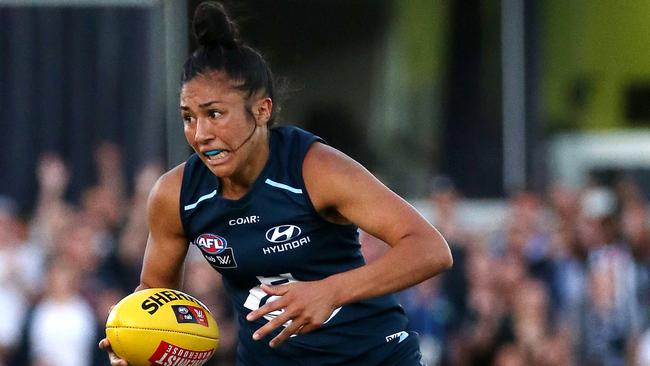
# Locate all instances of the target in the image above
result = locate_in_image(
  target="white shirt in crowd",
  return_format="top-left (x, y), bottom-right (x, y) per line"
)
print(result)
top-left (29, 296), bottom-right (96, 366)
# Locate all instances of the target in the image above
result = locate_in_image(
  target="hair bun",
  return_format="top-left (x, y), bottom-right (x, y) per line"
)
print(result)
top-left (192, 1), bottom-right (239, 48)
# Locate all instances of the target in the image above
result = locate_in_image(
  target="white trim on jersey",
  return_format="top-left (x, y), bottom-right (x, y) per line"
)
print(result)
top-left (184, 189), bottom-right (217, 211)
top-left (264, 179), bottom-right (303, 194)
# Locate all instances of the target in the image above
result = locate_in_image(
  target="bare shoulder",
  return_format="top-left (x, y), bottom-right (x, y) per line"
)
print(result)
top-left (149, 164), bottom-right (185, 205)
top-left (302, 143), bottom-right (440, 252)
top-left (303, 142), bottom-right (358, 174)
top-left (303, 143), bottom-right (354, 205)
top-left (147, 163), bottom-right (186, 233)
top-left (303, 142), bottom-right (384, 219)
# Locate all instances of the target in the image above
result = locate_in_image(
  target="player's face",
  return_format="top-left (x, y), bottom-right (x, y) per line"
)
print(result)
top-left (180, 72), bottom-right (265, 178)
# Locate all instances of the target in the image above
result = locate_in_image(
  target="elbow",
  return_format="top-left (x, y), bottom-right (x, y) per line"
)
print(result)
top-left (442, 246), bottom-right (453, 271)
top-left (429, 236), bottom-right (453, 274)
top-left (401, 229), bottom-right (453, 277)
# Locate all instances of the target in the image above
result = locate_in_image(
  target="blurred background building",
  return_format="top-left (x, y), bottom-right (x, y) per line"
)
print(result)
top-left (1, 0), bottom-right (649, 365)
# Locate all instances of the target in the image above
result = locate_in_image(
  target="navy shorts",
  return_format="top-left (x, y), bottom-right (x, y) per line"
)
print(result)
top-left (236, 331), bottom-right (425, 366)
top-left (377, 331), bottom-right (425, 366)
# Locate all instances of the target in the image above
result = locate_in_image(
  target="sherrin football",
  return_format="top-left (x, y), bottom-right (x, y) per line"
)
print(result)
top-left (106, 288), bottom-right (219, 366)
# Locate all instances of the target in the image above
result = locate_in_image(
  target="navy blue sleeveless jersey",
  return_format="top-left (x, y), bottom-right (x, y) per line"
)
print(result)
top-left (180, 126), bottom-right (414, 365)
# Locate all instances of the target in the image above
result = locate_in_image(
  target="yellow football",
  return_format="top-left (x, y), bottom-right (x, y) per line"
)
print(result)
top-left (106, 288), bottom-right (219, 366)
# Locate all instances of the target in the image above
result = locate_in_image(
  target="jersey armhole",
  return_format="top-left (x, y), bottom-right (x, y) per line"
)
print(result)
top-left (299, 140), bottom-right (321, 218)
top-left (299, 141), bottom-right (358, 229)
top-left (178, 154), bottom-right (200, 237)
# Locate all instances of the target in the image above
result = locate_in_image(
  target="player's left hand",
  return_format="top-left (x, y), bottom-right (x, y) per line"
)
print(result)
top-left (246, 279), bottom-right (341, 348)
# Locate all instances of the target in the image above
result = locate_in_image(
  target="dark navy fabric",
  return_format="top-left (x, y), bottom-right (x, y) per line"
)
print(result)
top-left (180, 126), bottom-right (415, 365)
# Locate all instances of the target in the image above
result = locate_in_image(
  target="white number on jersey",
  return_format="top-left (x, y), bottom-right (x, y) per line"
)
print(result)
top-left (243, 273), bottom-right (342, 330)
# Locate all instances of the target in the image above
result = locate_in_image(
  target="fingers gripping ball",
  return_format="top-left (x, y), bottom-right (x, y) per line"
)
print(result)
top-left (106, 288), bottom-right (219, 366)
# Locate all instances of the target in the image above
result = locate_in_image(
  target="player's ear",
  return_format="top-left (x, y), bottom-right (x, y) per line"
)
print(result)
top-left (254, 97), bottom-right (272, 126)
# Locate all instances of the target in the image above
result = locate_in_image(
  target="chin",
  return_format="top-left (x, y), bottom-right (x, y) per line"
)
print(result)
top-left (205, 163), bottom-right (234, 178)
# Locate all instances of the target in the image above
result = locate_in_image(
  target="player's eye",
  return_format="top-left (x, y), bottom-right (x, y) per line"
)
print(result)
top-left (209, 110), bottom-right (223, 119)
top-left (182, 114), bottom-right (194, 124)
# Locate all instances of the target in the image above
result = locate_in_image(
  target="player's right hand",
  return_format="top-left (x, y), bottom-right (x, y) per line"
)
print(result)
top-left (99, 338), bottom-right (129, 366)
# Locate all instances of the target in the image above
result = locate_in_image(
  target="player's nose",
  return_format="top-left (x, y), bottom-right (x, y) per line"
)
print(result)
top-left (194, 117), bottom-right (215, 143)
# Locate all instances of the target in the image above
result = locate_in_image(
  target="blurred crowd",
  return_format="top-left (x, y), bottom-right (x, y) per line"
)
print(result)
top-left (369, 175), bottom-right (650, 366)
top-left (1, 144), bottom-right (650, 366)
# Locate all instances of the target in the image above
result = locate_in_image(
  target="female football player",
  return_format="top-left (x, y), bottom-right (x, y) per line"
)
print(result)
top-left (100, 2), bottom-right (452, 365)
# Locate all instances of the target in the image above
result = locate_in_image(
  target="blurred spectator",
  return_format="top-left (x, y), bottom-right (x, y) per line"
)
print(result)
top-left (637, 328), bottom-right (650, 366)
top-left (0, 197), bottom-right (30, 365)
top-left (621, 202), bottom-right (650, 263)
top-left (27, 257), bottom-right (96, 366)
top-left (30, 154), bottom-right (74, 252)
top-left (547, 184), bottom-right (590, 349)
top-left (428, 175), bottom-right (468, 245)
top-left (578, 187), bottom-right (641, 365)
top-left (510, 279), bottom-right (569, 365)
top-left (81, 142), bottom-right (127, 238)
top-left (449, 244), bottom-right (513, 366)
top-left (427, 176), bottom-right (469, 349)
top-left (492, 343), bottom-right (525, 366)
top-left (494, 191), bottom-right (554, 285)
top-left (54, 214), bottom-right (103, 281)
top-left (399, 277), bottom-right (450, 365)
top-left (547, 182), bottom-right (580, 226)
top-left (619, 191), bottom-right (650, 330)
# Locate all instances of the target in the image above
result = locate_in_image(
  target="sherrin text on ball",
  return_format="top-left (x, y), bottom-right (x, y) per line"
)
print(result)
top-left (105, 288), bottom-right (219, 366)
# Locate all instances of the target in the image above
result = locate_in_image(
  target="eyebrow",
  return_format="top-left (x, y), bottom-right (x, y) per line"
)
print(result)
top-left (199, 100), bottom-right (222, 108)
top-left (181, 100), bottom-right (223, 111)
top-left (180, 100), bottom-right (223, 110)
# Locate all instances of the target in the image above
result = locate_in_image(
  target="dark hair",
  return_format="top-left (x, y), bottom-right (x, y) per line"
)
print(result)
top-left (182, 1), bottom-right (277, 124)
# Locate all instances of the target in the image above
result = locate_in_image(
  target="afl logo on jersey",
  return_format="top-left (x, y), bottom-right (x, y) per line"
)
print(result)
top-left (265, 225), bottom-right (301, 243)
top-left (195, 233), bottom-right (227, 254)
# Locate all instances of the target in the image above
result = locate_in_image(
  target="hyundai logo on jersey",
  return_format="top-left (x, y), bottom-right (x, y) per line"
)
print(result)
top-left (195, 233), bottom-right (227, 254)
top-left (265, 225), bottom-right (301, 243)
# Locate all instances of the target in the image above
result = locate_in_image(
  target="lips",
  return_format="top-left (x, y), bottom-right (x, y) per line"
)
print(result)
top-left (202, 149), bottom-right (230, 163)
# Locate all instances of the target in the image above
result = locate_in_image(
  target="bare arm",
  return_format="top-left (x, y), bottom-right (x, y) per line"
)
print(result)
top-left (304, 142), bottom-right (453, 305)
top-left (138, 163), bottom-right (189, 290)
top-left (248, 142), bottom-right (452, 346)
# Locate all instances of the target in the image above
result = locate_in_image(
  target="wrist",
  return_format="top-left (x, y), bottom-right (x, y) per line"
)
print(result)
top-left (324, 273), bottom-right (350, 307)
